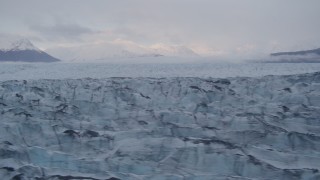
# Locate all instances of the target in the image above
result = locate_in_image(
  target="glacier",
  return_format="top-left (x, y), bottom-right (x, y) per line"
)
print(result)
top-left (0, 72), bottom-right (320, 179)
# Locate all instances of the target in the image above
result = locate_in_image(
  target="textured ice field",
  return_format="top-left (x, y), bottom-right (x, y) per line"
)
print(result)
top-left (1, 62), bottom-right (320, 81)
top-left (1, 61), bottom-right (320, 179)
top-left (0, 72), bottom-right (320, 179)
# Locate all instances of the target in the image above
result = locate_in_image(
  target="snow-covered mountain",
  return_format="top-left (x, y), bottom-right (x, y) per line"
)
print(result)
top-left (0, 39), bottom-right (60, 62)
top-left (267, 48), bottom-right (320, 63)
top-left (46, 41), bottom-right (198, 62)
top-left (271, 48), bottom-right (320, 57)
top-left (0, 39), bottom-right (40, 52)
top-left (0, 72), bottom-right (320, 179)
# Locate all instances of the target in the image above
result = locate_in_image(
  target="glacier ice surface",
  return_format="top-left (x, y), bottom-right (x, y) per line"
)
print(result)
top-left (0, 70), bottom-right (320, 179)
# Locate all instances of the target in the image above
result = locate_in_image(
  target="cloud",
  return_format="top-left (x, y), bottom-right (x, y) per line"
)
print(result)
top-left (29, 22), bottom-right (95, 41)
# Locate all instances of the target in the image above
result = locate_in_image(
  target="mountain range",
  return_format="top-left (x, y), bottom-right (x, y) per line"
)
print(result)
top-left (46, 41), bottom-right (199, 62)
top-left (0, 38), bottom-right (200, 62)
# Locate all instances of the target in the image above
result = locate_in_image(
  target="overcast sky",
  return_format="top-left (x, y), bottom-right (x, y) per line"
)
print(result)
top-left (1, 0), bottom-right (320, 58)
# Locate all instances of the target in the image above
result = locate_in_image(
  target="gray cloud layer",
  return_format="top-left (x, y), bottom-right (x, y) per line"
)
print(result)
top-left (29, 22), bottom-right (94, 40)
top-left (1, 0), bottom-right (320, 58)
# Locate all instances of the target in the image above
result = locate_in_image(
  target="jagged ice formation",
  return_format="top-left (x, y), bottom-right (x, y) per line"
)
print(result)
top-left (0, 72), bottom-right (320, 179)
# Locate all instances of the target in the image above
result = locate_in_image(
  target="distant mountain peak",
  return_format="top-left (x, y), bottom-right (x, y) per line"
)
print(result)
top-left (0, 38), bottom-right (40, 52)
top-left (0, 38), bottom-right (60, 62)
top-left (10, 38), bottom-right (39, 51)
